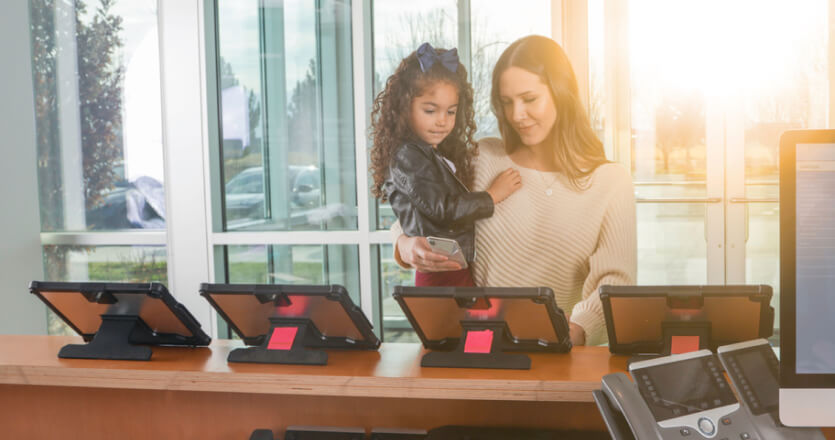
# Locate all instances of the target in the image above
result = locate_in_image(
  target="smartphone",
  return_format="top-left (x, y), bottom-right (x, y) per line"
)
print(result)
top-left (426, 236), bottom-right (468, 269)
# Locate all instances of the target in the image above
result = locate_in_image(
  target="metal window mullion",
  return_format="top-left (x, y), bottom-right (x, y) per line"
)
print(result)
top-left (54, 0), bottom-right (86, 232)
top-left (352, 0), bottom-right (374, 323)
top-left (40, 231), bottom-right (168, 246)
top-left (830, 0), bottom-right (835, 127)
top-left (551, 0), bottom-right (564, 44)
top-left (604, 0), bottom-right (631, 166)
top-left (199, 0), bottom-right (227, 338)
top-left (724, 97), bottom-right (746, 284)
top-left (705, 96), bottom-right (728, 284)
top-left (561, 0), bottom-right (590, 113)
top-left (158, 0), bottom-right (214, 334)
top-left (457, 0), bottom-right (472, 72)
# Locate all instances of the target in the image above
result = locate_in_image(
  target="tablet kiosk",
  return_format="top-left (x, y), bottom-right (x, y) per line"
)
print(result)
top-left (200, 283), bottom-right (380, 365)
top-left (29, 281), bottom-right (211, 361)
top-left (600, 285), bottom-right (774, 355)
top-left (393, 286), bottom-right (572, 370)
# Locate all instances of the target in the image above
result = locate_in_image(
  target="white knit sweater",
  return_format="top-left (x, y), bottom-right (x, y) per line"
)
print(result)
top-left (394, 137), bottom-right (637, 345)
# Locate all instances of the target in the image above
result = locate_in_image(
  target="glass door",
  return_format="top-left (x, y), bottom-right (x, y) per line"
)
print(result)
top-left (592, 0), bottom-right (831, 346)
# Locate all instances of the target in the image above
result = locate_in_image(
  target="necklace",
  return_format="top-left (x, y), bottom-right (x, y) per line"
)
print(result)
top-left (535, 169), bottom-right (558, 196)
top-left (521, 146), bottom-right (559, 195)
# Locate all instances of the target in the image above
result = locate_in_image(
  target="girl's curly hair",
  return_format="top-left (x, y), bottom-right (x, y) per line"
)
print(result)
top-left (369, 47), bottom-right (479, 202)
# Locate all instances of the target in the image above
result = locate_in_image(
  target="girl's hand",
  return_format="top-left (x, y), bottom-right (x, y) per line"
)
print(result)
top-left (397, 235), bottom-right (463, 272)
top-left (486, 168), bottom-right (522, 204)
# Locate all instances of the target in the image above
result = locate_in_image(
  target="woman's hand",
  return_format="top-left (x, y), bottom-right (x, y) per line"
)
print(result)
top-left (397, 235), bottom-right (463, 272)
top-left (569, 322), bottom-right (586, 346)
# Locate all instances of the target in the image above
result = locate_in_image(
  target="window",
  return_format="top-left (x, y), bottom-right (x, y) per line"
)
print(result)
top-left (209, 0), bottom-right (554, 341)
top-left (588, 0), bottom-right (831, 343)
top-left (215, 0), bottom-right (357, 232)
top-left (29, 0), bottom-right (167, 334)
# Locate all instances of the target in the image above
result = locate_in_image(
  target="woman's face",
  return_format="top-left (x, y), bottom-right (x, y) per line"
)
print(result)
top-left (498, 66), bottom-right (557, 148)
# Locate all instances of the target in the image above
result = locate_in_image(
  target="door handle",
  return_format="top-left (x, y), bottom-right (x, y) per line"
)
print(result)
top-left (635, 197), bottom-right (722, 203)
top-left (729, 197), bottom-right (778, 203)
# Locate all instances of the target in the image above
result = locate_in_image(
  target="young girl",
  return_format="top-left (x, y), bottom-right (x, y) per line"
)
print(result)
top-left (370, 42), bottom-right (522, 287)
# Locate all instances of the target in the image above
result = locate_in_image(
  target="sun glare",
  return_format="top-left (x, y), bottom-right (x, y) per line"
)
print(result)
top-left (630, 0), bottom-right (824, 97)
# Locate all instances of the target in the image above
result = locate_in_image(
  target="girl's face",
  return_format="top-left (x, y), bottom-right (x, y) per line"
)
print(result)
top-left (408, 81), bottom-right (459, 148)
top-left (498, 66), bottom-right (557, 149)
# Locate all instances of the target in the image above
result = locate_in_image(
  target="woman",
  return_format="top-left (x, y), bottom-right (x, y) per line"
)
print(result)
top-left (393, 35), bottom-right (636, 346)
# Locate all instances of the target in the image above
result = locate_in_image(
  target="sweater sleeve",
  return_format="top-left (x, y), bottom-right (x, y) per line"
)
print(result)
top-left (389, 220), bottom-right (411, 269)
top-left (569, 167), bottom-right (637, 345)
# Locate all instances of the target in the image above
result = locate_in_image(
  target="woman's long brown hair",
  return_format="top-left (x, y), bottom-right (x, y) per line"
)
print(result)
top-left (490, 35), bottom-right (608, 189)
top-left (370, 48), bottom-right (478, 202)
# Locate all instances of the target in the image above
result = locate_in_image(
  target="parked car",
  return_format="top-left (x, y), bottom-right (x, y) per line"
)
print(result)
top-left (86, 175), bottom-right (165, 230)
top-left (224, 165), bottom-right (322, 222)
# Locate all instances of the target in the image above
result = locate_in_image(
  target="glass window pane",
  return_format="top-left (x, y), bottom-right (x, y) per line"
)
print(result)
top-left (41, 245), bottom-right (167, 335)
top-left (371, 1), bottom-right (551, 229)
top-left (637, 202), bottom-right (707, 285)
top-left (217, 0), bottom-right (357, 231)
top-left (629, 1), bottom-right (708, 187)
top-left (376, 244), bottom-right (418, 343)
top-left (469, 0), bottom-right (550, 140)
top-left (30, 0), bottom-right (165, 232)
top-left (222, 244), bottom-right (361, 306)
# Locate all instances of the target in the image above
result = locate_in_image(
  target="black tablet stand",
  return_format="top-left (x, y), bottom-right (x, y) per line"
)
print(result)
top-left (58, 314), bottom-right (153, 361)
top-left (228, 317), bottom-right (328, 366)
top-left (420, 321), bottom-right (531, 370)
top-left (626, 320), bottom-right (713, 366)
top-left (661, 319), bottom-right (711, 355)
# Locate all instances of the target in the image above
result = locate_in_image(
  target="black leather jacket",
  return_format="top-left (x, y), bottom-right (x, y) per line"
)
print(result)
top-left (383, 141), bottom-right (494, 263)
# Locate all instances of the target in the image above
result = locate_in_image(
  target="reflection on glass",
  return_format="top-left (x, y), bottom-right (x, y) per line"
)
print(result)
top-left (41, 245), bottom-right (167, 336)
top-left (376, 244), bottom-right (418, 342)
top-left (637, 202), bottom-right (707, 285)
top-left (30, 0), bottom-right (165, 232)
top-left (223, 244), bottom-right (361, 306)
top-left (217, 1), bottom-right (356, 231)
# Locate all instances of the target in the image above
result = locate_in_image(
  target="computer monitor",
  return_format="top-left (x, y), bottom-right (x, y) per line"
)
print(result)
top-left (29, 281), bottom-right (211, 360)
top-left (779, 129), bottom-right (835, 427)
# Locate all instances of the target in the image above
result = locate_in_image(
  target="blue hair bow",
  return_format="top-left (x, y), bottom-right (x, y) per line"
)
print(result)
top-left (416, 42), bottom-right (459, 73)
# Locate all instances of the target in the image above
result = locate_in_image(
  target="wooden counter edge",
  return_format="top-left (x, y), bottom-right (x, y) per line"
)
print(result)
top-left (0, 364), bottom-right (600, 402)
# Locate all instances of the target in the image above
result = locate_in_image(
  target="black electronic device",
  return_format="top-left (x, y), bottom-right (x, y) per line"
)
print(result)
top-left (29, 281), bottom-right (211, 361)
top-left (717, 339), bottom-right (825, 439)
top-left (425, 425), bottom-right (609, 439)
top-left (250, 429), bottom-right (276, 440)
top-left (393, 286), bottom-right (571, 370)
top-left (200, 283), bottom-right (380, 365)
top-left (599, 285), bottom-right (774, 355)
top-left (284, 426), bottom-right (364, 440)
top-left (369, 428), bottom-right (427, 439)
top-left (597, 350), bottom-right (759, 440)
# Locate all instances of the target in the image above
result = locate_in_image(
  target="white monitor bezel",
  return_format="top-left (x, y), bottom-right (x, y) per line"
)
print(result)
top-left (778, 129), bottom-right (835, 427)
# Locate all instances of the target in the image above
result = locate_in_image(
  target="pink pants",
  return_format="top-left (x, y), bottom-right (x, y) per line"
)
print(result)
top-left (415, 268), bottom-right (476, 287)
